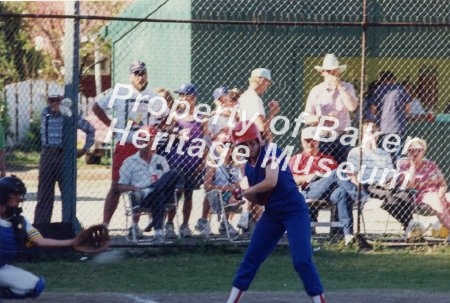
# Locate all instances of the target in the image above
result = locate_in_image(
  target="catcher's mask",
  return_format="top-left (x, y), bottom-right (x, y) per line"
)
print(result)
top-left (231, 121), bottom-right (261, 145)
top-left (0, 175), bottom-right (27, 206)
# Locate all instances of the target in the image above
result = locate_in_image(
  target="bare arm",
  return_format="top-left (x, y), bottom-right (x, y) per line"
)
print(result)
top-left (92, 103), bottom-right (111, 127)
top-left (117, 183), bottom-right (140, 193)
top-left (243, 161), bottom-right (279, 197)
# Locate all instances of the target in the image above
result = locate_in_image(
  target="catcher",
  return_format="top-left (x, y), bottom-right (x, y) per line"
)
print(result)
top-left (226, 121), bottom-right (326, 303)
top-left (0, 175), bottom-right (109, 299)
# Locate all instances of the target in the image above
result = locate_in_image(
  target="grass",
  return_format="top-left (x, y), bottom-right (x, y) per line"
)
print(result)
top-left (6, 150), bottom-right (40, 168)
top-left (17, 245), bottom-right (450, 293)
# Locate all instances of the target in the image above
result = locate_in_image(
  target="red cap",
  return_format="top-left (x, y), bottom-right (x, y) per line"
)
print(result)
top-left (231, 121), bottom-right (261, 145)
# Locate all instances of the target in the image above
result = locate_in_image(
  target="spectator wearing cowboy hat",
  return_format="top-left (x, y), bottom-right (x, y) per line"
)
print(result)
top-left (304, 53), bottom-right (358, 164)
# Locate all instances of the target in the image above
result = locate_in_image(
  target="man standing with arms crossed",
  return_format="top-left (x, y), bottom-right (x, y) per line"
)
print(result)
top-left (92, 61), bottom-right (159, 227)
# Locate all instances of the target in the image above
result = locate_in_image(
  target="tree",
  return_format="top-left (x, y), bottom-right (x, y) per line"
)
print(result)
top-left (0, 2), bottom-right (43, 88)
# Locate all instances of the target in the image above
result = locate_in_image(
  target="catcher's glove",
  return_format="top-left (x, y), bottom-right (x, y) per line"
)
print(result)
top-left (72, 224), bottom-right (110, 253)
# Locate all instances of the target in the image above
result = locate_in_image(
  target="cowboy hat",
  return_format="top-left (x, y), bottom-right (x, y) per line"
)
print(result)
top-left (314, 53), bottom-right (347, 73)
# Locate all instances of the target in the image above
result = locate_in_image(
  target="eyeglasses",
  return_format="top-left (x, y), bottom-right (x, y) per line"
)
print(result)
top-left (48, 98), bottom-right (61, 103)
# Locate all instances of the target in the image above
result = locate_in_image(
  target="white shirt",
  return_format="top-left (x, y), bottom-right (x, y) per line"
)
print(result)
top-left (119, 152), bottom-right (170, 188)
top-left (238, 88), bottom-right (265, 130)
top-left (347, 147), bottom-right (394, 184)
top-left (96, 86), bottom-right (162, 143)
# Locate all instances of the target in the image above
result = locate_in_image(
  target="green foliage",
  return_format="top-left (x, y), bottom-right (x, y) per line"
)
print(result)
top-left (18, 116), bottom-right (41, 152)
top-left (0, 2), bottom-right (44, 88)
top-left (18, 245), bottom-right (450, 293)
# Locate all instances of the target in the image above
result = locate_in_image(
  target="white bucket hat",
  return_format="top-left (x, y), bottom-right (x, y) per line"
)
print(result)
top-left (314, 53), bottom-right (347, 73)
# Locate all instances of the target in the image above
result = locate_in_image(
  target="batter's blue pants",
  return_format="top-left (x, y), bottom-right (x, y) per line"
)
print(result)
top-left (232, 209), bottom-right (324, 297)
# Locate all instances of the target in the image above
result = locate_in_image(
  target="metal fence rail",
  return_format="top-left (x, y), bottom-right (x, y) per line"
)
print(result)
top-left (0, 0), bottom-right (448, 246)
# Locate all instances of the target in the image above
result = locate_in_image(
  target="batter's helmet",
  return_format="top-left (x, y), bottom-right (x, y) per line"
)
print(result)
top-left (0, 175), bottom-right (27, 205)
top-left (231, 121), bottom-right (261, 145)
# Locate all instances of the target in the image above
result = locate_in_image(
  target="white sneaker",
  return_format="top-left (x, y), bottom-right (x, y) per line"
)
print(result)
top-left (237, 211), bottom-right (249, 230)
top-left (219, 221), bottom-right (239, 237)
top-left (153, 229), bottom-right (165, 244)
top-left (165, 223), bottom-right (177, 238)
top-left (180, 223), bottom-right (192, 238)
top-left (195, 218), bottom-right (211, 236)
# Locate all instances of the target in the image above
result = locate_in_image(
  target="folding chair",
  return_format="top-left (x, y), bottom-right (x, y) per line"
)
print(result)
top-left (123, 186), bottom-right (181, 243)
top-left (204, 189), bottom-right (241, 241)
top-left (306, 199), bottom-right (342, 234)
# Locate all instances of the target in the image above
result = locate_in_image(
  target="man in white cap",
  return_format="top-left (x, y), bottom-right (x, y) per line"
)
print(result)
top-left (236, 68), bottom-right (280, 232)
top-left (92, 61), bottom-right (160, 228)
top-left (238, 68), bottom-right (280, 143)
top-left (304, 53), bottom-right (358, 164)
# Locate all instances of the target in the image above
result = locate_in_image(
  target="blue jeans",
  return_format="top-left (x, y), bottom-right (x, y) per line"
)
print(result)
top-left (303, 170), bottom-right (362, 235)
top-left (319, 137), bottom-right (352, 164)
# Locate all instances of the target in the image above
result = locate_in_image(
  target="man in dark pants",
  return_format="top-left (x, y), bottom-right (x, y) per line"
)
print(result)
top-left (34, 95), bottom-right (95, 224)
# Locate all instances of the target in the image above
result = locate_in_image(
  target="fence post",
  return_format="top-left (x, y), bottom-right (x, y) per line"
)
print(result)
top-left (62, 0), bottom-right (80, 232)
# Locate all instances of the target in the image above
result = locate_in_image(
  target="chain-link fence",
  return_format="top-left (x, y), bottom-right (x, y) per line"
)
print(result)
top-left (1, 0), bottom-right (449, 247)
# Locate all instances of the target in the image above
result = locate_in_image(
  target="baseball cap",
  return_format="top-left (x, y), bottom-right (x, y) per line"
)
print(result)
top-left (250, 68), bottom-right (272, 82)
top-left (174, 83), bottom-right (198, 96)
top-left (301, 127), bottom-right (318, 140)
top-left (129, 61), bottom-right (146, 74)
top-left (213, 86), bottom-right (229, 101)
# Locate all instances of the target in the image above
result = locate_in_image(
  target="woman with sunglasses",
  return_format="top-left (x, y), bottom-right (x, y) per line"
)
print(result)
top-left (397, 138), bottom-right (450, 238)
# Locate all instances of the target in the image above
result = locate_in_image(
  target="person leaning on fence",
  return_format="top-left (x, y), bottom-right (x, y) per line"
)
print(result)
top-left (288, 127), bottom-right (338, 234)
top-left (195, 130), bottom-right (242, 237)
top-left (164, 83), bottom-right (208, 238)
top-left (92, 61), bottom-right (160, 227)
top-left (117, 127), bottom-right (180, 244)
top-left (226, 121), bottom-right (326, 303)
top-left (0, 123), bottom-right (6, 177)
top-left (34, 95), bottom-right (95, 224)
top-left (1, 176), bottom-right (76, 300)
top-left (396, 138), bottom-right (450, 240)
top-left (304, 53), bottom-right (358, 164)
top-left (365, 71), bottom-right (412, 164)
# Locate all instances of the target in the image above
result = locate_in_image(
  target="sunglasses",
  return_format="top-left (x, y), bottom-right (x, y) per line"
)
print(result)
top-left (48, 98), bottom-right (61, 103)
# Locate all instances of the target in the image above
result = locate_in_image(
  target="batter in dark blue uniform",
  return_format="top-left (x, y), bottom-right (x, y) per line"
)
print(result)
top-left (226, 121), bottom-right (326, 303)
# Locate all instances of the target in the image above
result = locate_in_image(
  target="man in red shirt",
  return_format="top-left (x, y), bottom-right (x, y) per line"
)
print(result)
top-left (289, 127), bottom-right (338, 233)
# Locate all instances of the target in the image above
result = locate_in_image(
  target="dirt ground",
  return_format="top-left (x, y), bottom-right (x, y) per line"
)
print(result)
top-left (15, 290), bottom-right (450, 303)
